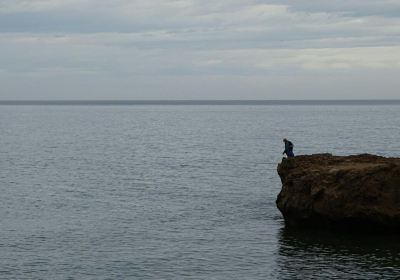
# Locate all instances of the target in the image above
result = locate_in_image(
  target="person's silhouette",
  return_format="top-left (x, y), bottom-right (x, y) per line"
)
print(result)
top-left (283, 138), bottom-right (294, 157)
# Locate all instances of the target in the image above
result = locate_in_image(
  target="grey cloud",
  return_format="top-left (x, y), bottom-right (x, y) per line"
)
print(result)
top-left (0, 0), bottom-right (399, 99)
top-left (0, 11), bottom-right (156, 33)
top-left (265, 0), bottom-right (400, 17)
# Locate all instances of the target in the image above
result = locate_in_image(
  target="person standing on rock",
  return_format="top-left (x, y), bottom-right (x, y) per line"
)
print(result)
top-left (283, 138), bottom-right (294, 158)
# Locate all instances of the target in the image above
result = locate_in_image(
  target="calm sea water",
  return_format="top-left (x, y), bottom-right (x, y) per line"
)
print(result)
top-left (1, 104), bottom-right (400, 279)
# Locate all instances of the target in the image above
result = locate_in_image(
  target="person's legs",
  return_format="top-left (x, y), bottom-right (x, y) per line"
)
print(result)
top-left (287, 151), bottom-right (294, 157)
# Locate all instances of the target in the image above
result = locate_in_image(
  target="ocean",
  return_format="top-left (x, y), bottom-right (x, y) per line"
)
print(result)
top-left (1, 102), bottom-right (400, 279)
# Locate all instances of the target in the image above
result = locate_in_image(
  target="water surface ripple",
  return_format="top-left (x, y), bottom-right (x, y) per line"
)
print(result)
top-left (1, 105), bottom-right (399, 279)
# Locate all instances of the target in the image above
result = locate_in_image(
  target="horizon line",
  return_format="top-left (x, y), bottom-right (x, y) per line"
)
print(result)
top-left (1, 99), bottom-right (400, 106)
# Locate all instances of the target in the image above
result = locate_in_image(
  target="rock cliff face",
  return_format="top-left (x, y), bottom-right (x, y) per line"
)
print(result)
top-left (277, 154), bottom-right (400, 231)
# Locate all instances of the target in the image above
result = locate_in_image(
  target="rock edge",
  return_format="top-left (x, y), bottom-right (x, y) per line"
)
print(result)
top-left (276, 154), bottom-right (400, 231)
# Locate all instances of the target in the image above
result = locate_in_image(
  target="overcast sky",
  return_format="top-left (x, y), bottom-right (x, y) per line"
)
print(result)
top-left (1, 0), bottom-right (400, 100)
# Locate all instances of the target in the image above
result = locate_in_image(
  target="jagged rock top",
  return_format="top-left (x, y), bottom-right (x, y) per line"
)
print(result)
top-left (279, 153), bottom-right (398, 173)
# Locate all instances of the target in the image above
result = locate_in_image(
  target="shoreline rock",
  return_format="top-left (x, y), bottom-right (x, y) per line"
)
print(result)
top-left (276, 154), bottom-right (400, 231)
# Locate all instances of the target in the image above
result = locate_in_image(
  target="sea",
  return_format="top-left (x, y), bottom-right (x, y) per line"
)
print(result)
top-left (1, 101), bottom-right (400, 279)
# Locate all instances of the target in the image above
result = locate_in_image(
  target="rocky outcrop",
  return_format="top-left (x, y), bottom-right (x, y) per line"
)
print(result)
top-left (277, 154), bottom-right (400, 231)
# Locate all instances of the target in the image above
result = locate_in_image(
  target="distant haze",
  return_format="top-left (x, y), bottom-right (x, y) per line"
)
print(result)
top-left (1, 0), bottom-right (400, 100)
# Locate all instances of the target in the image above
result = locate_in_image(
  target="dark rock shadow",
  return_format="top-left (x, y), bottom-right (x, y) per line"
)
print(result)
top-left (272, 227), bottom-right (400, 280)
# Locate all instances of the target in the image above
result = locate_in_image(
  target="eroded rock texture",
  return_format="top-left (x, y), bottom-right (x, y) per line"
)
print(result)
top-left (277, 154), bottom-right (400, 231)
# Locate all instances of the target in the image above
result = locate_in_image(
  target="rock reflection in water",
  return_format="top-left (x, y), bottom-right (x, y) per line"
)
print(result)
top-left (273, 228), bottom-right (400, 280)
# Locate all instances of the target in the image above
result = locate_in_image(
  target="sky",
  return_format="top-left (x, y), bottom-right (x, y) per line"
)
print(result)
top-left (1, 0), bottom-right (400, 100)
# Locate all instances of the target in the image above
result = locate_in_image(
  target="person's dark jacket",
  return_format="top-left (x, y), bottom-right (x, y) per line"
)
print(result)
top-left (283, 140), bottom-right (294, 157)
